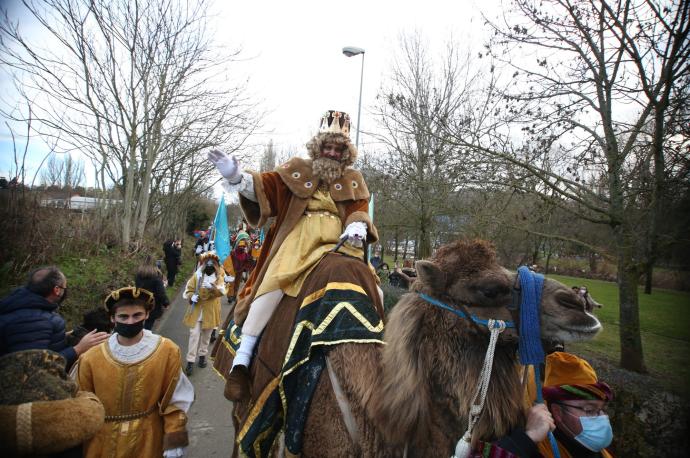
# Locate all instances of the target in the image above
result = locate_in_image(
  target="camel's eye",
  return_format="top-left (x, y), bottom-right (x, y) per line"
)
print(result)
top-left (478, 283), bottom-right (510, 299)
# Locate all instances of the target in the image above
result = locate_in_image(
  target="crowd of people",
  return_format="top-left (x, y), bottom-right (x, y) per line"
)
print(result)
top-left (0, 110), bottom-right (615, 458)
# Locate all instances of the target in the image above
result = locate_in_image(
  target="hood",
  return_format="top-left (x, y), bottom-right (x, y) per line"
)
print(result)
top-left (0, 287), bottom-right (58, 315)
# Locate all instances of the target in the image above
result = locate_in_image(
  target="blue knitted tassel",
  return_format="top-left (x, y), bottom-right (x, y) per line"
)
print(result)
top-left (517, 266), bottom-right (545, 366)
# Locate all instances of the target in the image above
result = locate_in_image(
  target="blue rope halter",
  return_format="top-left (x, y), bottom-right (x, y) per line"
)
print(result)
top-left (417, 293), bottom-right (516, 329)
top-left (418, 266), bottom-right (561, 458)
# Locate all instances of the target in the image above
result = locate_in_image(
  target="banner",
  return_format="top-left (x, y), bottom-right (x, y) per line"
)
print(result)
top-left (213, 195), bottom-right (231, 263)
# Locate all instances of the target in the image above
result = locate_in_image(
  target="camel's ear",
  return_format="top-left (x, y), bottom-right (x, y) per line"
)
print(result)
top-left (415, 260), bottom-right (446, 292)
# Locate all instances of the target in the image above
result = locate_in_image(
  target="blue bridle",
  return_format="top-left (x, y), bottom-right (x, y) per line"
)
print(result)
top-left (418, 265), bottom-right (561, 458)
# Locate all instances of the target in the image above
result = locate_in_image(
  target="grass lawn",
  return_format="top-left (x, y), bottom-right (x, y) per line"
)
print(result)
top-left (548, 274), bottom-right (690, 397)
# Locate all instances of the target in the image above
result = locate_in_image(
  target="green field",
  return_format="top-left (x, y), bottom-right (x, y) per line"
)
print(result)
top-left (548, 274), bottom-right (690, 396)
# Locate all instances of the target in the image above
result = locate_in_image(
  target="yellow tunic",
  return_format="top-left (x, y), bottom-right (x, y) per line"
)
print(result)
top-left (255, 189), bottom-right (362, 298)
top-left (182, 271), bottom-right (223, 329)
top-left (77, 338), bottom-right (188, 458)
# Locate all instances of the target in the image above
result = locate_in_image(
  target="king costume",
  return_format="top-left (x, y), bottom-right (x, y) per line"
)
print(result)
top-left (211, 111), bottom-right (386, 456)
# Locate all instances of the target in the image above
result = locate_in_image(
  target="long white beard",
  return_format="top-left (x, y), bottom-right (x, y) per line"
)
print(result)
top-left (312, 157), bottom-right (344, 185)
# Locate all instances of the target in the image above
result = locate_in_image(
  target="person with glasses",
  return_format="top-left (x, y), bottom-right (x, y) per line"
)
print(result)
top-left (0, 265), bottom-right (108, 370)
top-left (538, 352), bottom-right (614, 457)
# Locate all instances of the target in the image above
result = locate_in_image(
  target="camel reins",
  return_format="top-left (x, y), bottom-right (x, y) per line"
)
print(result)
top-left (418, 293), bottom-right (516, 329)
top-left (417, 267), bottom-right (561, 458)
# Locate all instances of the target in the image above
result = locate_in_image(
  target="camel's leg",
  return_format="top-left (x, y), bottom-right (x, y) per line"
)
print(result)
top-left (326, 344), bottom-right (404, 458)
top-left (302, 365), bottom-right (357, 458)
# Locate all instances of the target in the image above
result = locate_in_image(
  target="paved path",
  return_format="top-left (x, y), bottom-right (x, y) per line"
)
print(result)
top-left (155, 286), bottom-right (235, 457)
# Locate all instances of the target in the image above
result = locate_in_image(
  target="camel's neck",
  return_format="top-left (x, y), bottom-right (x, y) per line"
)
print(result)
top-left (378, 294), bottom-right (526, 452)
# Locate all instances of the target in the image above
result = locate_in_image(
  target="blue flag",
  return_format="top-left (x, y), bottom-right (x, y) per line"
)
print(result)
top-left (213, 195), bottom-right (231, 263)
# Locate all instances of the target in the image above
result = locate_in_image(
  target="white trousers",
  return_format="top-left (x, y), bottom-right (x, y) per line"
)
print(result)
top-left (186, 320), bottom-right (213, 362)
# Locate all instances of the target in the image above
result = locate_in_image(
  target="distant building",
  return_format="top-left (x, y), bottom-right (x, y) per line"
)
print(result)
top-left (40, 194), bottom-right (121, 210)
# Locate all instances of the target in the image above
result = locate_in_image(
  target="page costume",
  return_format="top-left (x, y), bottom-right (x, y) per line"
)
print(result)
top-left (76, 330), bottom-right (193, 457)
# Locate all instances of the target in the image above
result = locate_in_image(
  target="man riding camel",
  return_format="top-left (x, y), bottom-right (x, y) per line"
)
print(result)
top-left (207, 110), bottom-right (379, 401)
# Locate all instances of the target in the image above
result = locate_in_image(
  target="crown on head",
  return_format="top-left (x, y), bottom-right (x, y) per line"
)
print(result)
top-left (319, 110), bottom-right (351, 137)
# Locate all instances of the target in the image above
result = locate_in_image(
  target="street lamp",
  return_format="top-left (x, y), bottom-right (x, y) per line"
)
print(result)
top-left (342, 46), bottom-right (365, 150)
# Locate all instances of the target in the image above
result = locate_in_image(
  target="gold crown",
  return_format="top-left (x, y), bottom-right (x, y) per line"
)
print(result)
top-left (319, 110), bottom-right (351, 137)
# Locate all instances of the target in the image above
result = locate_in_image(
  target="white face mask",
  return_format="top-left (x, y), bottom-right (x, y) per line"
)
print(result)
top-left (574, 415), bottom-right (613, 452)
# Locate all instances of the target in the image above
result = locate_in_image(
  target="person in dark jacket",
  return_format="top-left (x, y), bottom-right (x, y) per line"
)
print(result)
top-left (135, 264), bottom-right (171, 330)
top-left (0, 266), bottom-right (109, 369)
top-left (163, 238), bottom-right (182, 286)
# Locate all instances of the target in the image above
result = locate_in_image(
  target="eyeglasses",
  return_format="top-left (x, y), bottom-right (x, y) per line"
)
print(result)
top-left (557, 403), bottom-right (605, 417)
top-left (56, 285), bottom-right (67, 291)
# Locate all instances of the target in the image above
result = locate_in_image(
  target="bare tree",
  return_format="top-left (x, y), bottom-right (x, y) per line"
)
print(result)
top-left (370, 33), bottom-right (482, 258)
top-left (260, 140), bottom-right (277, 172)
top-left (1, 0), bottom-right (259, 248)
top-left (445, 0), bottom-right (689, 372)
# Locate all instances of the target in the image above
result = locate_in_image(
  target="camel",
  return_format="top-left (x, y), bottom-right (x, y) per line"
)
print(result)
top-left (231, 239), bottom-right (603, 457)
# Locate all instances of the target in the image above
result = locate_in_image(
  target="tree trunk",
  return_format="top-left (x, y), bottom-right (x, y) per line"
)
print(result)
top-left (643, 263), bottom-right (653, 295)
top-left (544, 241), bottom-right (553, 274)
top-left (589, 251), bottom-right (598, 274)
top-left (617, 233), bottom-right (647, 373)
top-left (394, 228), bottom-right (399, 262)
top-left (418, 226), bottom-right (432, 259)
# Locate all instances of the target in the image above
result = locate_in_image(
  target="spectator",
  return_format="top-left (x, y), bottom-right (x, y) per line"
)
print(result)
top-left (389, 266), bottom-right (415, 290)
top-left (135, 264), bottom-right (171, 330)
top-left (0, 266), bottom-right (108, 369)
top-left (194, 231), bottom-right (211, 256)
top-left (164, 238), bottom-right (183, 286)
top-left (65, 306), bottom-right (113, 347)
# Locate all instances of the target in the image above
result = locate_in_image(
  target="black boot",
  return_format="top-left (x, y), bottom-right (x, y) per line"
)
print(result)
top-left (198, 356), bottom-right (207, 368)
top-left (185, 362), bottom-right (194, 376)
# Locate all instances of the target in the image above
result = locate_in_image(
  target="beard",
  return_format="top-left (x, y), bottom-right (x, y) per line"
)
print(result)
top-left (312, 157), bottom-right (344, 185)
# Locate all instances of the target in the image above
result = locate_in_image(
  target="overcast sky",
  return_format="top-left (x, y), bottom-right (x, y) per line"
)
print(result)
top-left (0, 0), bottom-right (499, 185)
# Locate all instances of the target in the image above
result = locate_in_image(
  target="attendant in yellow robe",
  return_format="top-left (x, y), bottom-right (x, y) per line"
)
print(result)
top-left (75, 287), bottom-right (194, 458)
top-left (182, 251), bottom-right (224, 375)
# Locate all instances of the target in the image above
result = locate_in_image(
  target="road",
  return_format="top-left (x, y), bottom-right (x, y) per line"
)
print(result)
top-left (155, 286), bottom-right (235, 457)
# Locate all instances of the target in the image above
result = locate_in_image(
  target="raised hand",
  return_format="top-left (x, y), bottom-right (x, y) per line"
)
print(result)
top-left (207, 150), bottom-right (241, 183)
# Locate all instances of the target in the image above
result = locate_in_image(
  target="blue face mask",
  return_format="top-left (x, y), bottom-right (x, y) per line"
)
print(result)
top-left (574, 415), bottom-right (613, 452)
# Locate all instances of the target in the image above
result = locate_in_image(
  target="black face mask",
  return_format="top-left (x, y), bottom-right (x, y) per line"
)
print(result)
top-left (114, 319), bottom-right (145, 338)
top-left (204, 266), bottom-right (215, 275)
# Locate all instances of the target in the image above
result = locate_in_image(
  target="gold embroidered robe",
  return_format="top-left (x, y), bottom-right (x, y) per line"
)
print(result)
top-left (76, 338), bottom-right (188, 458)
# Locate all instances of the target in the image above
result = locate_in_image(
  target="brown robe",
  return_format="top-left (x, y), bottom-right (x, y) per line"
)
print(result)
top-left (232, 157), bottom-right (378, 325)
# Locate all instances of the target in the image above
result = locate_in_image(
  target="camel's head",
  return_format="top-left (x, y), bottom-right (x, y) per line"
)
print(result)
top-left (538, 277), bottom-right (602, 342)
top-left (413, 239), bottom-right (601, 343)
top-left (414, 240), bottom-right (518, 339)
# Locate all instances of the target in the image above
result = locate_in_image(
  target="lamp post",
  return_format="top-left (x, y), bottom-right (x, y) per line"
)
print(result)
top-left (342, 46), bottom-right (365, 150)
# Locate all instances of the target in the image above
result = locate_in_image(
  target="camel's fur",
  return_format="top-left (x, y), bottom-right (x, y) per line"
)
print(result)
top-left (237, 239), bottom-right (601, 457)
top-left (367, 239), bottom-right (602, 456)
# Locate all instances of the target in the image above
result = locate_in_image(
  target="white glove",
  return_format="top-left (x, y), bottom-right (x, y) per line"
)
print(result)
top-left (224, 275), bottom-right (235, 283)
top-left (163, 447), bottom-right (186, 458)
top-left (207, 149), bottom-right (241, 183)
top-left (191, 293), bottom-right (199, 303)
top-left (195, 245), bottom-right (202, 254)
top-left (340, 221), bottom-right (367, 248)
